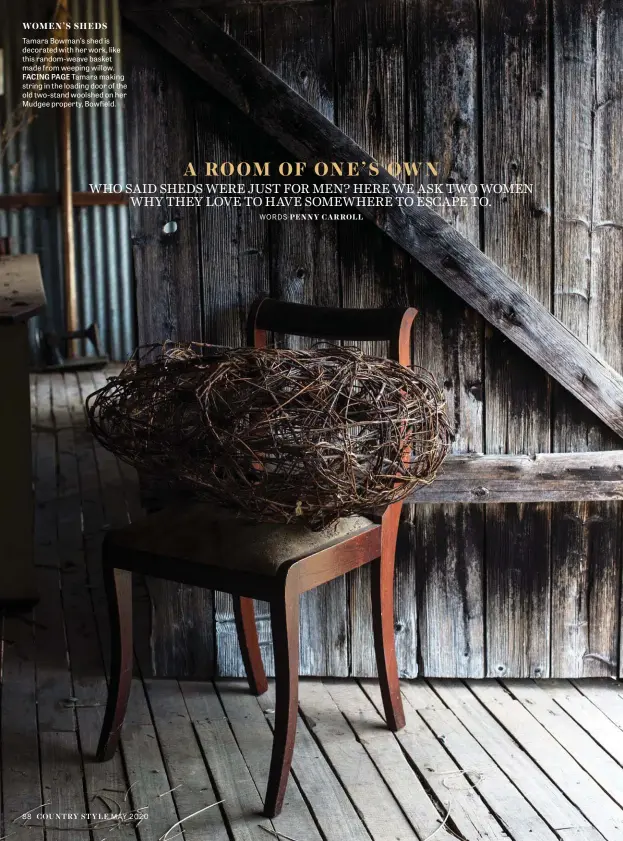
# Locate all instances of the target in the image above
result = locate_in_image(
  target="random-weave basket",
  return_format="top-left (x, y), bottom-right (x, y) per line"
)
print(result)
top-left (86, 341), bottom-right (227, 476)
top-left (86, 344), bottom-right (452, 527)
top-left (189, 346), bottom-right (452, 525)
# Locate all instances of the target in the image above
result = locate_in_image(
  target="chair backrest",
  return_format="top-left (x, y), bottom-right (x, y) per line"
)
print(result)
top-left (246, 296), bottom-right (417, 366)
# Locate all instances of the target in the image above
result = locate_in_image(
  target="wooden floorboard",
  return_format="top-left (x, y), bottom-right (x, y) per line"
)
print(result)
top-left (35, 376), bottom-right (91, 841)
top-left (429, 679), bottom-right (604, 840)
top-left (60, 371), bottom-right (139, 841)
top-left (257, 683), bottom-right (373, 841)
top-left (538, 680), bottom-right (623, 769)
top-left (398, 681), bottom-right (564, 841)
top-left (144, 679), bottom-right (228, 841)
top-left (4, 371), bottom-right (623, 841)
top-left (1, 615), bottom-right (45, 840)
top-left (362, 680), bottom-right (508, 841)
top-left (297, 680), bottom-right (419, 841)
top-left (181, 680), bottom-right (270, 841)
top-left (321, 679), bottom-right (457, 841)
top-left (571, 679), bottom-right (623, 730)
top-left (470, 680), bottom-right (623, 841)
top-left (215, 680), bottom-right (324, 841)
top-left (503, 681), bottom-right (623, 810)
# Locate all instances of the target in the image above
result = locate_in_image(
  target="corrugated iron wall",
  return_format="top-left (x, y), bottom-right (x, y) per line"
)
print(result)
top-left (0, 0), bottom-right (134, 360)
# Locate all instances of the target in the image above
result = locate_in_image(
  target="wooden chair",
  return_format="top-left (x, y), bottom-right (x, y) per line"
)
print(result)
top-left (96, 296), bottom-right (416, 817)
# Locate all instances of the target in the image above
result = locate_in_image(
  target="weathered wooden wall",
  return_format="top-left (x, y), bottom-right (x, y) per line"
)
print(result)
top-left (122, 0), bottom-right (623, 679)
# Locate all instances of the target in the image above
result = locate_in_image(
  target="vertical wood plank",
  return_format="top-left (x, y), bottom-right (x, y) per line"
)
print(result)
top-left (551, 0), bottom-right (623, 678)
top-left (194, 8), bottom-right (274, 678)
top-left (1, 616), bottom-right (45, 838)
top-left (482, 0), bottom-right (552, 678)
top-left (551, 0), bottom-right (602, 677)
top-left (197, 7), bottom-right (270, 351)
top-left (263, 0), bottom-right (337, 324)
top-left (334, 0), bottom-right (417, 677)
top-left (123, 28), bottom-right (213, 677)
top-left (263, 0), bottom-right (348, 677)
top-left (406, 0), bottom-right (485, 677)
top-left (123, 28), bottom-right (202, 346)
top-left (590, 0), bottom-right (623, 677)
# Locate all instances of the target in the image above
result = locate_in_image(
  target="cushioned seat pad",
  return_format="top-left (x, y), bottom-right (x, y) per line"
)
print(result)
top-left (108, 504), bottom-right (377, 576)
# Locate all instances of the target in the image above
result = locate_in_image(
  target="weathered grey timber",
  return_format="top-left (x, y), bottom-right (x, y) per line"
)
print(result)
top-left (121, 0), bottom-right (623, 679)
top-left (124, 6), bottom-right (623, 441)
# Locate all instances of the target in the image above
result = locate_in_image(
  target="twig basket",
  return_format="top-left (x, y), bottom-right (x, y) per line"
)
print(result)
top-left (87, 344), bottom-right (452, 527)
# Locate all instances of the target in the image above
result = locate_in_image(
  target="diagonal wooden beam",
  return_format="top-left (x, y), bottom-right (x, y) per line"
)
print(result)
top-left (123, 8), bottom-right (623, 439)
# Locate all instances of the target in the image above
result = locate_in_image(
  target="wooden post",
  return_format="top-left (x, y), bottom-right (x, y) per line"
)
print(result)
top-left (57, 0), bottom-right (78, 357)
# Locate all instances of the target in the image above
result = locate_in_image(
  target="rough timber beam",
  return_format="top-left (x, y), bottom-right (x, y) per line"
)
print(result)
top-left (408, 451), bottom-right (623, 504)
top-left (123, 9), bottom-right (623, 440)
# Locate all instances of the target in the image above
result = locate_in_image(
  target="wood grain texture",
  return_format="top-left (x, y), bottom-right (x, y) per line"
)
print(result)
top-left (407, 0), bottom-right (485, 678)
top-left (257, 683), bottom-right (375, 840)
top-left (541, 680), bottom-right (623, 766)
top-left (60, 373), bottom-right (137, 841)
top-left (550, 0), bottom-right (622, 679)
top-left (123, 27), bottom-right (201, 345)
top-left (181, 681), bottom-right (270, 839)
top-left (470, 679), bottom-right (623, 841)
top-left (592, 0), bottom-right (623, 679)
top-left (216, 680), bottom-right (324, 840)
top-left (297, 680), bottom-right (418, 840)
top-left (481, 0), bottom-right (552, 679)
top-left (332, 0), bottom-right (416, 678)
top-left (363, 680), bottom-right (509, 841)
top-left (197, 7), bottom-right (272, 681)
top-left (124, 5), bottom-right (623, 441)
top-left (571, 679), bottom-right (623, 730)
top-left (431, 679), bottom-right (602, 837)
top-left (263, 1), bottom-right (347, 678)
top-left (121, 4), bottom-right (623, 680)
top-left (144, 679), bottom-right (228, 841)
top-left (417, 708), bottom-right (559, 840)
top-left (323, 680), bottom-right (456, 840)
top-left (409, 450), bottom-right (623, 502)
top-left (123, 29), bottom-right (214, 678)
top-left (504, 680), bottom-right (623, 810)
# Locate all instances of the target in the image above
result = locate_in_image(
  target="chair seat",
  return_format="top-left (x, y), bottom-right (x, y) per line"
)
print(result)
top-left (107, 503), bottom-right (377, 576)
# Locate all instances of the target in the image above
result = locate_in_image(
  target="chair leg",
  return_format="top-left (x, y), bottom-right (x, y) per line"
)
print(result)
top-left (371, 507), bottom-right (406, 732)
top-left (96, 564), bottom-right (133, 761)
top-left (233, 595), bottom-right (268, 696)
top-left (263, 580), bottom-right (299, 818)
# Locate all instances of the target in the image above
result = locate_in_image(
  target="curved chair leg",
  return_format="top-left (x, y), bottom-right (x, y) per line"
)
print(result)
top-left (96, 564), bottom-right (133, 761)
top-left (264, 580), bottom-right (299, 818)
top-left (233, 596), bottom-right (268, 696)
top-left (371, 505), bottom-right (406, 732)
